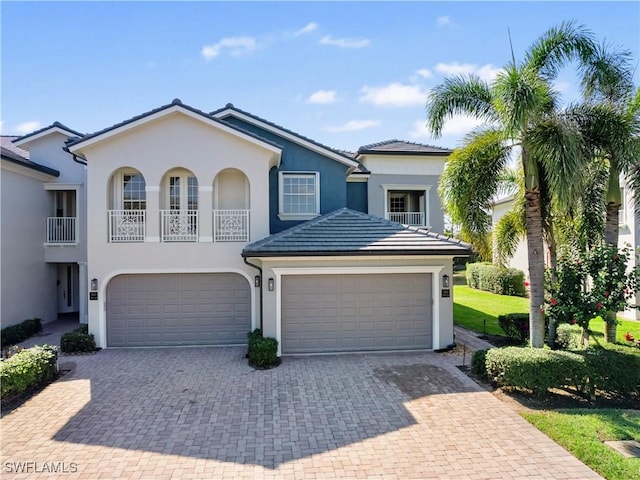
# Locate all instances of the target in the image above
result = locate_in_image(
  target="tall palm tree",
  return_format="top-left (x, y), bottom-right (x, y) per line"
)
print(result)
top-left (428, 21), bottom-right (597, 347)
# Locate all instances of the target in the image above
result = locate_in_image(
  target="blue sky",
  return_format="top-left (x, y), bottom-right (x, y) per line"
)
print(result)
top-left (2, 1), bottom-right (639, 151)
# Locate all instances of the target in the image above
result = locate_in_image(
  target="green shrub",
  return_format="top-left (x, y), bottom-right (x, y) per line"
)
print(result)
top-left (470, 349), bottom-right (488, 378)
top-left (485, 347), bottom-right (586, 396)
top-left (247, 328), bottom-right (263, 351)
top-left (247, 334), bottom-right (279, 369)
top-left (497, 313), bottom-right (530, 344)
top-left (1, 318), bottom-right (43, 349)
top-left (466, 263), bottom-right (526, 297)
top-left (0, 345), bottom-right (58, 399)
top-left (555, 323), bottom-right (584, 351)
top-left (60, 328), bottom-right (96, 353)
top-left (585, 345), bottom-right (640, 397)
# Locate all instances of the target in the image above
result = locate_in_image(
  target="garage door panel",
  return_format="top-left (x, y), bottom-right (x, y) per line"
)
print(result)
top-left (107, 273), bottom-right (250, 347)
top-left (282, 273), bottom-right (432, 354)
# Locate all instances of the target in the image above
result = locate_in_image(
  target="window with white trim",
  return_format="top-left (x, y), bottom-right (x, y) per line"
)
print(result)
top-left (278, 172), bottom-right (320, 220)
top-left (123, 173), bottom-right (146, 210)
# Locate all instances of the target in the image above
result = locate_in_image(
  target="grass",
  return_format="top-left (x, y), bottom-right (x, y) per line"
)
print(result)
top-left (522, 409), bottom-right (640, 480)
top-left (453, 285), bottom-right (528, 336)
top-left (453, 284), bottom-right (640, 344)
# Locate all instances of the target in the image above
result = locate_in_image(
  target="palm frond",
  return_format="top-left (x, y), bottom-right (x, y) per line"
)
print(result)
top-left (580, 42), bottom-right (634, 104)
top-left (494, 204), bottom-right (526, 266)
top-left (425, 74), bottom-right (497, 137)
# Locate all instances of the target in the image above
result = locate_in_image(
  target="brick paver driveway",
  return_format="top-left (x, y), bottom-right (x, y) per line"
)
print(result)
top-left (1, 347), bottom-right (601, 479)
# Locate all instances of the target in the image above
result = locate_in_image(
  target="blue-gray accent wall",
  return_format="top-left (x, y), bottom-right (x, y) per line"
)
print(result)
top-left (221, 116), bottom-right (352, 233)
top-left (347, 182), bottom-right (368, 213)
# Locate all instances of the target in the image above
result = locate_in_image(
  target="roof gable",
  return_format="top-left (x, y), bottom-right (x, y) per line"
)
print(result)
top-left (67, 99), bottom-right (282, 159)
top-left (1, 136), bottom-right (60, 177)
top-left (212, 104), bottom-right (359, 169)
top-left (12, 122), bottom-right (84, 149)
top-left (243, 208), bottom-right (472, 257)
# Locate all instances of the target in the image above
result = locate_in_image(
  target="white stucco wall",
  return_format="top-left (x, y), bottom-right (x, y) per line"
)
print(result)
top-left (75, 111), bottom-right (279, 347)
top-left (618, 176), bottom-right (639, 320)
top-left (491, 197), bottom-right (531, 278)
top-left (1, 164), bottom-right (58, 327)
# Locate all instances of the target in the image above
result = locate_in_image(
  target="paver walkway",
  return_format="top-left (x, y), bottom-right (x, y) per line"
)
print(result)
top-left (1, 347), bottom-right (601, 479)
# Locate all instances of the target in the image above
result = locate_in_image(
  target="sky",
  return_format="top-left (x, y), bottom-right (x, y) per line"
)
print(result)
top-left (1, 1), bottom-right (639, 152)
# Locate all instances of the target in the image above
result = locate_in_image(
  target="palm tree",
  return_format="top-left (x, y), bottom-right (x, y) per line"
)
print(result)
top-left (428, 21), bottom-right (597, 347)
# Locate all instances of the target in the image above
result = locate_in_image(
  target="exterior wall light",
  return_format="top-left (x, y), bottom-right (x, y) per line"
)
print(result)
top-left (254, 276), bottom-right (261, 288)
top-left (91, 278), bottom-right (98, 291)
top-left (268, 278), bottom-right (275, 291)
top-left (442, 274), bottom-right (449, 288)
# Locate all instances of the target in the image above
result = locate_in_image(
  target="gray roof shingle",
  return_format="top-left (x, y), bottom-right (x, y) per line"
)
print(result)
top-left (357, 139), bottom-right (452, 156)
top-left (243, 208), bottom-right (472, 257)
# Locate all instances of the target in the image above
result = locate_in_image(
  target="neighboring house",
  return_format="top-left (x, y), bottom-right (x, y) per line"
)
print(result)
top-left (5, 99), bottom-right (471, 354)
top-left (1, 123), bottom-right (88, 329)
top-left (491, 181), bottom-right (640, 321)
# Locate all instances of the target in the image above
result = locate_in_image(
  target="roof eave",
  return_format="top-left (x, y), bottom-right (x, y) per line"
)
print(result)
top-left (242, 248), bottom-right (472, 258)
top-left (13, 123), bottom-right (84, 149)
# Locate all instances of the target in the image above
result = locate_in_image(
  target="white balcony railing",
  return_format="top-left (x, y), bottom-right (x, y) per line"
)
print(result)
top-left (161, 210), bottom-right (198, 242)
top-left (46, 217), bottom-right (76, 244)
top-left (109, 210), bottom-right (146, 242)
top-left (214, 209), bottom-right (249, 242)
top-left (387, 211), bottom-right (425, 226)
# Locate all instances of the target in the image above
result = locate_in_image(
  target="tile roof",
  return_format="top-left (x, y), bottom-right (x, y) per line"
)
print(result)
top-left (243, 208), bottom-right (472, 257)
top-left (357, 139), bottom-right (452, 156)
top-left (1, 136), bottom-right (60, 177)
top-left (212, 103), bottom-right (358, 166)
top-left (12, 121), bottom-right (84, 144)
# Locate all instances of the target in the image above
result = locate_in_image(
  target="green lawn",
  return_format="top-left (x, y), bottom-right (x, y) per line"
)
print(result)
top-left (523, 409), bottom-right (640, 480)
top-left (453, 285), bottom-right (640, 343)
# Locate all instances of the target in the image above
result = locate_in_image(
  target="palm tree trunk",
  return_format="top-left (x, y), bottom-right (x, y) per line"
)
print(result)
top-left (604, 315), bottom-right (617, 343)
top-left (524, 188), bottom-right (546, 348)
top-left (603, 170), bottom-right (621, 343)
top-left (605, 201), bottom-right (620, 245)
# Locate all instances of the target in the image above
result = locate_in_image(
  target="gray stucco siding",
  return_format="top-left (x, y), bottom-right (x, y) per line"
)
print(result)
top-left (367, 174), bottom-right (444, 234)
top-left (222, 117), bottom-right (351, 233)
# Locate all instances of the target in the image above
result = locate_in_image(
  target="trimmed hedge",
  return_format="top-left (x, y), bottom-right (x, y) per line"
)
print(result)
top-left (60, 326), bottom-right (96, 353)
top-left (470, 349), bottom-right (488, 379)
top-left (483, 345), bottom-right (640, 398)
top-left (1, 318), bottom-right (43, 349)
top-left (247, 329), bottom-right (279, 369)
top-left (466, 263), bottom-right (526, 297)
top-left (0, 345), bottom-right (58, 400)
top-left (497, 313), bottom-right (529, 344)
top-left (555, 323), bottom-right (584, 351)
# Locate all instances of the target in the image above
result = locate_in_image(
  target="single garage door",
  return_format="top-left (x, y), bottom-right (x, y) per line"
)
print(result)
top-left (281, 273), bottom-right (432, 354)
top-left (107, 273), bottom-right (250, 347)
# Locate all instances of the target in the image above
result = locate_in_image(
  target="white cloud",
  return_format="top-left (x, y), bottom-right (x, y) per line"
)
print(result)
top-left (307, 90), bottom-right (337, 104)
top-left (435, 62), bottom-right (501, 82)
top-left (201, 36), bottom-right (257, 60)
top-left (437, 16), bottom-right (451, 26)
top-left (15, 121), bottom-right (42, 135)
top-left (360, 83), bottom-right (429, 107)
top-left (409, 115), bottom-right (483, 141)
top-left (319, 35), bottom-right (370, 48)
top-left (294, 22), bottom-right (318, 36)
top-left (415, 68), bottom-right (433, 79)
top-left (325, 120), bottom-right (380, 132)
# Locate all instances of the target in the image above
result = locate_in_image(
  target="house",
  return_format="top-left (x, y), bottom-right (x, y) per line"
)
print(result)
top-left (4, 99), bottom-right (471, 354)
top-left (491, 180), bottom-right (639, 321)
top-left (1, 123), bottom-right (88, 329)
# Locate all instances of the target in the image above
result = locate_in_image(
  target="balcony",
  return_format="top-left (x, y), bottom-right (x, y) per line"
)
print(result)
top-left (161, 210), bottom-right (198, 242)
top-left (46, 217), bottom-right (77, 244)
top-left (387, 211), bottom-right (425, 226)
top-left (109, 210), bottom-right (145, 242)
top-left (214, 209), bottom-right (249, 242)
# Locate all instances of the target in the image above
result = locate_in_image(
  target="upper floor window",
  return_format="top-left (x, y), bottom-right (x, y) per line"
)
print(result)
top-left (123, 172), bottom-right (146, 210)
top-left (278, 172), bottom-right (320, 220)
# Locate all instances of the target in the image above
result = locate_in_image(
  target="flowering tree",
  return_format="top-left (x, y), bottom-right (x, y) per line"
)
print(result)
top-left (545, 243), bottom-right (638, 346)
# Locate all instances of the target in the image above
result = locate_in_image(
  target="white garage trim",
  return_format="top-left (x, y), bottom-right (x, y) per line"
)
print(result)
top-left (96, 268), bottom-right (256, 349)
top-left (271, 266), bottom-right (444, 356)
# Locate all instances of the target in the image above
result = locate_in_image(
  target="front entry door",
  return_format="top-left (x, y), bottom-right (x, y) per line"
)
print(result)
top-left (57, 264), bottom-right (76, 313)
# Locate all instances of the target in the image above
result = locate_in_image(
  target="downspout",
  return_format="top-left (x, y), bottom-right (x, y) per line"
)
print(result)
top-left (243, 256), bottom-right (263, 332)
top-left (62, 146), bottom-right (87, 166)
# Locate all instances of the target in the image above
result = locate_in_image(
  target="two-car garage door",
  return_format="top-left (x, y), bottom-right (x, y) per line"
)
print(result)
top-left (281, 273), bottom-right (433, 354)
top-left (107, 273), bottom-right (250, 347)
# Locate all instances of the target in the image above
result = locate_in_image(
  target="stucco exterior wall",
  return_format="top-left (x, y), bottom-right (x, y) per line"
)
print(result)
top-left (618, 176), bottom-right (639, 320)
top-left (491, 198), bottom-right (530, 277)
top-left (78, 112), bottom-right (277, 347)
top-left (1, 166), bottom-right (57, 327)
top-left (257, 255), bottom-right (455, 353)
